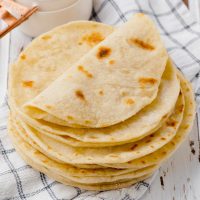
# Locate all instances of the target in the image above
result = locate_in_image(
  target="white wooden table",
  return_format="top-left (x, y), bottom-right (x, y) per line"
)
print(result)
top-left (0, 1), bottom-right (200, 199)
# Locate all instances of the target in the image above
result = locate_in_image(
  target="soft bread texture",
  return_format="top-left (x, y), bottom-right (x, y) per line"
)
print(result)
top-left (22, 14), bottom-right (168, 128)
top-left (13, 140), bottom-right (153, 190)
top-left (8, 15), bottom-right (195, 191)
top-left (8, 69), bottom-right (195, 190)
top-left (9, 21), bottom-right (114, 108)
top-left (11, 60), bottom-right (180, 147)
top-left (12, 91), bottom-right (184, 164)
top-left (8, 124), bottom-right (156, 184)
top-left (100, 73), bottom-right (195, 169)
top-left (9, 21), bottom-right (179, 146)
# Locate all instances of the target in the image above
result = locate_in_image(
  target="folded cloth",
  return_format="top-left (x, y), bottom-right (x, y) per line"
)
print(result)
top-left (0, 0), bottom-right (200, 199)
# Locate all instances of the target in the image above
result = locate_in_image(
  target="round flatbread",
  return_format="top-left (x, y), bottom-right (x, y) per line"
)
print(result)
top-left (8, 122), bottom-right (155, 189)
top-left (9, 20), bottom-right (179, 146)
top-left (12, 90), bottom-right (184, 164)
top-left (100, 72), bottom-right (195, 169)
top-left (11, 14), bottom-right (168, 128)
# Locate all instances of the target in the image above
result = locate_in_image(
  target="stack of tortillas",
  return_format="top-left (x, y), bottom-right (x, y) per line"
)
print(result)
top-left (8, 14), bottom-right (195, 191)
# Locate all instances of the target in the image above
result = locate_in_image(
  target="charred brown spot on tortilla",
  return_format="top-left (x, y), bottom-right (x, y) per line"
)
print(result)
top-left (22, 80), bottom-right (34, 87)
top-left (127, 161), bottom-right (132, 164)
top-left (80, 170), bottom-right (86, 174)
top-left (75, 90), bottom-right (85, 100)
top-left (82, 32), bottom-right (104, 46)
top-left (162, 114), bottom-right (168, 119)
top-left (153, 156), bottom-right (158, 160)
top-left (150, 134), bottom-right (155, 137)
top-left (99, 90), bottom-right (104, 95)
top-left (183, 124), bottom-right (189, 129)
top-left (139, 77), bottom-right (157, 85)
top-left (85, 120), bottom-right (91, 124)
top-left (171, 141), bottom-right (175, 146)
top-left (141, 160), bottom-right (146, 164)
top-left (161, 137), bottom-right (166, 141)
top-left (109, 60), bottom-right (115, 64)
top-left (128, 38), bottom-right (155, 50)
top-left (178, 104), bottom-right (184, 113)
top-left (120, 91), bottom-right (128, 96)
top-left (162, 151), bottom-right (167, 155)
top-left (67, 116), bottom-right (74, 120)
top-left (78, 66), bottom-right (93, 78)
top-left (62, 135), bottom-right (70, 140)
top-left (20, 54), bottom-right (26, 60)
top-left (125, 98), bottom-right (134, 105)
top-left (130, 144), bottom-right (138, 150)
top-left (166, 119), bottom-right (177, 127)
top-left (146, 139), bottom-right (151, 143)
top-left (97, 46), bottom-right (111, 59)
top-left (186, 88), bottom-right (190, 92)
top-left (41, 35), bottom-right (52, 40)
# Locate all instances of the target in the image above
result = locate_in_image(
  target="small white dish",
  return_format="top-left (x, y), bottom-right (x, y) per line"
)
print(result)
top-left (16, 0), bottom-right (93, 37)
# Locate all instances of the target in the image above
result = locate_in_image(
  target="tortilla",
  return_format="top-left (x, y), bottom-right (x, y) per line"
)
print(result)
top-left (10, 115), bottom-right (154, 175)
top-left (100, 72), bottom-right (195, 169)
top-left (22, 14), bottom-right (168, 128)
top-left (10, 19), bottom-right (178, 146)
top-left (10, 60), bottom-right (180, 146)
top-left (12, 90), bottom-right (184, 164)
top-left (8, 122), bottom-right (155, 187)
top-left (7, 15), bottom-right (195, 191)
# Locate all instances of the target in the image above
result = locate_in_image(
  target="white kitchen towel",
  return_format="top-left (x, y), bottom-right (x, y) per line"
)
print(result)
top-left (0, 0), bottom-right (200, 199)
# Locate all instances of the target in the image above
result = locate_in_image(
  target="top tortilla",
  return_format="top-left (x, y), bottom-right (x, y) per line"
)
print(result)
top-left (9, 20), bottom-right (178, 145)
top-left (22, 14), bottom-right (168, 128)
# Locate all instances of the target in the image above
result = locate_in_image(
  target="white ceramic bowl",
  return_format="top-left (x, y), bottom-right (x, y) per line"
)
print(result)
top-left (17, 0), bottom-right (93, 37)
top-left (16, 0), bottom-right (78, 11)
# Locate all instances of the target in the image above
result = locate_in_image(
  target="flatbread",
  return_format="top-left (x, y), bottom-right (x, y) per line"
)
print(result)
top-left (8, 122), bottom-right (155, 188)
top-left (10, 60), bottom-right (180, 146)
top-left (7, 15), bottom-right (196, 191)
top-left (10, 116), bottom-right (144, 175)
top-left (10, 20), bottom-right (178, 146)
top-left (22, 14), bottom-right (168, 128)
top-left (65, 71), bottom-right (195, 170)
top-left (100, 72), bottom-right (195, 169)
top-left (12, 90), bottom-right (184, 164)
